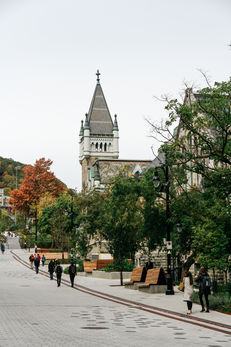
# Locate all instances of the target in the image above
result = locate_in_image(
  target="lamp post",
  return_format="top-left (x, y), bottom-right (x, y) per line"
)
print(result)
top-left (152, 152), bottom-right (174, 295)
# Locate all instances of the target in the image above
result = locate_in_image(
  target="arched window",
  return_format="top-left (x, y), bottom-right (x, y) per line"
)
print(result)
top-left (100, 143), bottom-right (103, 151)
top-left (95, 143), bottom-right (98, 151)
top-left (104, 143), bottom-right (107, 152)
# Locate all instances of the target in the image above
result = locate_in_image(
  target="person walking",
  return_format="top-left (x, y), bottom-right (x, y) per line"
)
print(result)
top-left (34, 255), bottom-right (40, 274)
top-left (55, 261), bottom-right (63, 287)
top-left (42, 255), bottom-right (46, 266)
top-left (145, 257), bottom-right (153, 270)
top-left (68, 261), bottom-right (77, 287)
top-left (48, 260), bottom-right (55, 280)
top-left (29, 254), bottom-right (34, 269)
top-left (195, 267), bottom-right (211, 312)
top-left (183, 271), bottom-right (194, 315)
top-left (1, 243), bottom-right (5, 254)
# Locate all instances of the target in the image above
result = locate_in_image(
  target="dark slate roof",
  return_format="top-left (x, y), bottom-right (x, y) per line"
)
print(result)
top-left (88, 82), bottom-right (113, 135)
top-left (144, 152), bottom-right (166, 171)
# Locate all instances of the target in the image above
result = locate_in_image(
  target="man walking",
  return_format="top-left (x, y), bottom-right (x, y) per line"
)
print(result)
top-left (55, 261), bottom-right (63, 287)
top-left (68, 261), bottom-right (77, 287)
top-left (29, 254), bottom-right (34, 269)
top-left (48, 260), bottom-right (55, 280)
top-left (34, 255), bottom-right (40, 274)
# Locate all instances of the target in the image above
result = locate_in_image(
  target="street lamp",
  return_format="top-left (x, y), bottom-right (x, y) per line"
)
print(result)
top-left (152, 152), bottom-right (174, 295)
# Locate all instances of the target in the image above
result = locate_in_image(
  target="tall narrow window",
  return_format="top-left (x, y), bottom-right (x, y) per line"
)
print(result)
top-left (104, 143), bottom-right (107, 152)
top-left (100, 143), bottom-right (103, 151)
top-left (96, 143), bottom-right (98, 151)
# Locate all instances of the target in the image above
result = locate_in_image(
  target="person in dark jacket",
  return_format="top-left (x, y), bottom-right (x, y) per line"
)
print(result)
top-left (55, 261), bottom-right (63, 287)
top-left (34, 256), bottom-right (40, 274)
top-left (195, 267), bottom-right (211, 312)
top-left (145, 258), bottom-right (153, 270)
top-left (1, 243), bottom-right (5, 254)
top-left (48, 260), bottom-right (55, 280)
top-left (68, 261), bottom-right (77, 287)
top-left (42, 255), bottom-right (46, 266)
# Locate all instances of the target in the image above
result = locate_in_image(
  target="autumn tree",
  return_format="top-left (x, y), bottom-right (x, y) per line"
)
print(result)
top-left (9, 158), bottom-right (65, 216)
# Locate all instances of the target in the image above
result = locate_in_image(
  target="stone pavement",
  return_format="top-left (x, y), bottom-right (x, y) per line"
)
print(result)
top-left (1, 248), bottom-right (231, 347)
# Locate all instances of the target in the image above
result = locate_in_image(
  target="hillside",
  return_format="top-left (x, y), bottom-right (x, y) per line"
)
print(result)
top-left (0, 156), bottom-right (26, 196)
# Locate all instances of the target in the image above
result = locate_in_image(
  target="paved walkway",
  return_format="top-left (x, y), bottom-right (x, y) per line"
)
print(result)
top-left (1, 249), bottom-right (231, 347)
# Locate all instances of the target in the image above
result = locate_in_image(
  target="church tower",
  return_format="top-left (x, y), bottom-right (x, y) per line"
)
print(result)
top-left (79, 71), bottom-right (119, 191)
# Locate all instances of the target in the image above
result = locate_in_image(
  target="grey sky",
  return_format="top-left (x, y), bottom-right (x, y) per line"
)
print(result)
top-left (0, 0), bottom-right (230, 190)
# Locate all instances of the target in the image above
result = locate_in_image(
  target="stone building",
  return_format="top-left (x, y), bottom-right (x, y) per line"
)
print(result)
top-left (79, 71), bottom-right (151, 191)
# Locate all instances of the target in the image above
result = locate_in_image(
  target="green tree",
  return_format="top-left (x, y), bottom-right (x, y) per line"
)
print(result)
top-left (100, 175), bottom-right (143, 285)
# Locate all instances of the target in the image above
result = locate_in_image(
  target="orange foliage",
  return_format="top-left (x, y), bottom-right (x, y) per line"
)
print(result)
top-left (9, 158), bottom-right (65, 215)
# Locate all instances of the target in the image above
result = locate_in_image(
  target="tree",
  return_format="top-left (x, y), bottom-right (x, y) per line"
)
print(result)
top-left (38, 192), bottom-right (78, 251)
top-left (151, 78), bottom-right (231, 193)
top-left (0, 209), bottom-right (13, 234)
top-left (139, 169), bottom-right (166, 253)
top-left (100, 175), bottom-right (143, 285)
top-left (148, 78), bottom-right (231, 279)
top-left (9, 158), bottom-right (65, 216)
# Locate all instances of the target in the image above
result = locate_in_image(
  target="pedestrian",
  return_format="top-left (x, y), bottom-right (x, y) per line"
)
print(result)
top-left (68, 260), bottom-right (77, 287)
top-left (29, 253), bottom-right (35, 269)
top-left (42, 255), bottom-right (46, 266)
top-left (37, 253), bottom-right (41, 261)
top-left (183, 271), bottom-right (194, 315)
top-left (34, 256), bottom-right (40, 274)
top-left (145, 257), bottom-right (153, 270)
top-left (34, 245), bottom-right (37, 254)
top-left (195, 267), bottom-right (211, 312)
top-left (55, 261), bottom-right (63, 287)
top-left (1, 243), bottom-right (5, 254)
top-left (48, 260), bottom-right (55, 280)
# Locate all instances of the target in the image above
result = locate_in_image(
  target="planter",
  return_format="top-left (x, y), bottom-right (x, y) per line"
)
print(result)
top-left (92, 270), bottom-right (132, 280)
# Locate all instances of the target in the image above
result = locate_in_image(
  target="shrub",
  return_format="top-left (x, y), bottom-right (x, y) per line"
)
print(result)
top-left (100, 260), bottom-right (134, 272)
top-left (193, 291), bottom-right (231, 312)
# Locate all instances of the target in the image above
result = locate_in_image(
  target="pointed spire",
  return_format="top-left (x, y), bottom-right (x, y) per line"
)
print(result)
top-left (87, 72), bottom-right (113, 135)
top-left (113, 114), bottom-right (119, 131)
top-left (79, 120), bottom-right (84, 136)
top-left (96, 69), bottom-right (100, 84)
top-left (84, 113), bottom-right (90, 130)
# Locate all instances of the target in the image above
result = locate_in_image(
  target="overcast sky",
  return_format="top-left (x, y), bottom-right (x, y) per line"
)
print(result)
top-left (0, 0), bottom-right (230, 191)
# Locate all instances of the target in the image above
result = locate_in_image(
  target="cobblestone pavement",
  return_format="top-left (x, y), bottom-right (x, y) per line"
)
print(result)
top-left (1, 250), bottom-right (231, 347)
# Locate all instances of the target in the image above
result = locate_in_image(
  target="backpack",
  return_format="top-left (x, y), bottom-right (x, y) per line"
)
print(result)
top-left (202, 275), bottom-right (211, 289)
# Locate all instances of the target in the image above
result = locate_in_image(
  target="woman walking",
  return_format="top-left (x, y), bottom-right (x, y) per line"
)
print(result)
top-left (183, 271), bottom-right (194, 315)
top-left (195, 267), bottom-right (211, 312)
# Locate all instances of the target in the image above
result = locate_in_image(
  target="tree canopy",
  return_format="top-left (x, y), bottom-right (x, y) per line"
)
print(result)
top-left (9, 158), bottom-right (65, 216)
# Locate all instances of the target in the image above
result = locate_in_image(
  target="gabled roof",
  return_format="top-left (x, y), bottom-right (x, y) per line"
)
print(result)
top-left (87, 77), bottom-right (113, 135)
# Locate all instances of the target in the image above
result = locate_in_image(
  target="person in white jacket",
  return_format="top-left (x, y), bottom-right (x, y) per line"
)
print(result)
top-left (183, 271), bottom-right (194, 315)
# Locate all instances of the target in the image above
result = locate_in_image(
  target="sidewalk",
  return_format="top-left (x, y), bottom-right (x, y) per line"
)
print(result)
top-left (14, 249), bottom-right (231, 327)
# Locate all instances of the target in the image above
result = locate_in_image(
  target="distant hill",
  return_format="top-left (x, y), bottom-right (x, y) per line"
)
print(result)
top-left (0, 156), bottom-right (26, 196)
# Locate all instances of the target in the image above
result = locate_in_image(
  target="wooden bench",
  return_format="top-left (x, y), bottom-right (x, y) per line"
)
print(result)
top-left (138, 268), bottom-right (167, 293)
top-left (124, 267), bottom-right (147, 289)
top-left (83, 261), bottom-right (97, 273)
top-left (36, 252), bottom-right (69, 260)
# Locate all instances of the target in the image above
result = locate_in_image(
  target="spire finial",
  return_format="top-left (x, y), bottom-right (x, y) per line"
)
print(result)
top-left (96, 69), bottom-right (100, 83)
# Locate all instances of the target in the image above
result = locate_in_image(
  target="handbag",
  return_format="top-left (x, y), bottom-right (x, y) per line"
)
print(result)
top-left (178, 281), bottom-right (184, 292)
